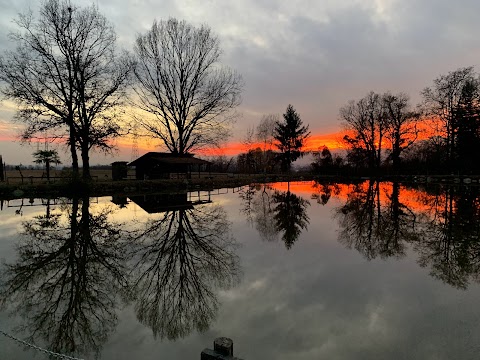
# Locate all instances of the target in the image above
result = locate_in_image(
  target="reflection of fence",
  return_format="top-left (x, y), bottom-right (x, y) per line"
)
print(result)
top-left (187, 187), bottom-right (247, 203)
top-left (5, 197), bottom-right (99, 208)
top-left (170, 172), bottom-right (238, 179)
top-left (1, 197), bottom-right (99, 215)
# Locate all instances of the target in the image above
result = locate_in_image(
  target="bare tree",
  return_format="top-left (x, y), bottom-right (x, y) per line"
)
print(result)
top-left (340, 91), bottom-right (385, 171)
top-left (257, 114), bottom-right (277, 151)
top-left (242, 125), bottom-right (256, 151)
top-left (0, 0), bottom-right (133, 180)
top-left (133, 18), bottom-right (243, 154)
top-left (382, 92), bottom-right (419, 172)
top-left (256, 114), bottom-right (278, 173)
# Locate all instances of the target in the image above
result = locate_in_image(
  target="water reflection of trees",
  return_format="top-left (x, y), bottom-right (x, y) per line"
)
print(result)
top-left (311, 181), bottom-right (341, 206)
top-left (337, 181), bottom-right (418, 260)
top-left (129, 203), bottom-right (240, 340)
top-left (0, 195), bottom-right (243, 353)
top-left (413, 185), bottom-right (480, 289)
top-left (240, 184), bottom-right (310, 249)
top-left (0, 196), bottom-right (128, 358)
top-left (337, 181), bottom-right (480, 289)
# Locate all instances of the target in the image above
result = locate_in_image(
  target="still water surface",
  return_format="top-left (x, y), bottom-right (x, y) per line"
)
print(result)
top-left (1, 181), bottom-right (480, 360)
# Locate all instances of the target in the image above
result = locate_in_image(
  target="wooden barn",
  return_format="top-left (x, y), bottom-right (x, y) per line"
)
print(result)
top-left (128, 152), bottom-right (211, 180)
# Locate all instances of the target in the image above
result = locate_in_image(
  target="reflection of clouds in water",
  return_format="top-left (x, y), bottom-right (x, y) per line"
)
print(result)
top-left (2, 185), bottom-right (480, 359)
top-left (215, 181), bottom-right (480, 359)
top-left (216, 254), bottom-right (478, 360)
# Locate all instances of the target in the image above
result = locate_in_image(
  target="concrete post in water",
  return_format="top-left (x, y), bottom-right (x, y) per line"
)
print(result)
top-left (214, 337), bottom-right (233, 356)
top-left (201, 337), bottom-right (244, 360)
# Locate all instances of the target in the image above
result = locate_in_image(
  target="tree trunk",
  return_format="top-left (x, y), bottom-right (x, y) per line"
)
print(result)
top-left (46, 159), bottom-right (50, 181)
top-left (81, 144), bottom-right (91, 181)
top-left (69, 126), bottom-right (79, 179)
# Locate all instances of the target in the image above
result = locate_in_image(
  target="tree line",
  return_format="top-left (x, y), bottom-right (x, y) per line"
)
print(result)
top-left (0, 0), bottom-right (243, 180)
top-left (339, 66), bottom-right (480, 175)
top-left (233, 104), bottom-right (310, 174)
top-left (235, 66), bottom-right (480, 176)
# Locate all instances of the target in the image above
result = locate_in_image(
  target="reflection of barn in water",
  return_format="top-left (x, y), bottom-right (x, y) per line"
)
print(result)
top-left (128, 152), bottom-right (211, 180)
top-left (128, 192), bottom-right (213, 214)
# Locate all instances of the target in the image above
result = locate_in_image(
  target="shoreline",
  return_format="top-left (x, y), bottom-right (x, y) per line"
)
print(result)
top-left (1, 173), bottom-right (479, 200)
top-left (0, 174), bottom-right (313, 200)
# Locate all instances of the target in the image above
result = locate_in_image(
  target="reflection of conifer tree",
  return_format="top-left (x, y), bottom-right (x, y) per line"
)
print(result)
top-left (413, 186), bottom-right (480, 289)
top-left (239, 184), bottom-right (310, 248)
top-left (337, 181), bottom-right (417, 259)
top-left (0, 197), bottom-right (128, 358)
top-left (272, 187), bottom-right (310, 249)
top-left (130, 204), bottom-right (240, 340)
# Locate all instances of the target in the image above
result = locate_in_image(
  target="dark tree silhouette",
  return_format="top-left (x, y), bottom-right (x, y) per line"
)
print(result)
top-left (421, 66), bottom-right (479, 171)
top-left (32, 149), bottom-right (61, 181)
top-left (0, 196), bottom-right (129, 358)
top-left (274, 105), bottom-right (310, 172)
top-left (382, 93), bottom-right (419, 172)
top-left (311, 146), bottom-right (338, 174)
top-left (133, 18), bottom-right (243, 154)
top-left (129, 203), bottom-right (240, 340)
top-left (340, 92), bottom-right (385, 171)
top-left (453, 78), bottom-right (480, 173)
top-left (0, 0), bottom-right (133, 180)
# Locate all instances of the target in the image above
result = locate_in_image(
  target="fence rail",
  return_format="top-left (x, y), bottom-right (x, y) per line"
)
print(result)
top-left (4, 176), bottom-right (98, 184)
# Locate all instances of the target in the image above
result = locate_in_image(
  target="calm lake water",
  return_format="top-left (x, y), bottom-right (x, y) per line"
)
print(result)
top-left (1, 181), bottom-right (480, 360)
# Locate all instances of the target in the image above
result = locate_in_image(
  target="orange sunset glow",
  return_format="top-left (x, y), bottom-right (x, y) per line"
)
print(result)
top-left (196, 132), bottom-right (348, 156)
top-left (269, 180), bottom-right (438, 214)
top-left (0, 117), bottom-right (443, 161)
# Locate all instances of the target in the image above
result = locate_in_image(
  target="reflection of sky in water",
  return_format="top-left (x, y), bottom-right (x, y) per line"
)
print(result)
top-left (1, 184), bottom-right (480, 360)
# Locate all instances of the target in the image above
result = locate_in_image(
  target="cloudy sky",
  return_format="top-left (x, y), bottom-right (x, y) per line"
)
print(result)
top-left (1, 0), bottom-right (480, 164)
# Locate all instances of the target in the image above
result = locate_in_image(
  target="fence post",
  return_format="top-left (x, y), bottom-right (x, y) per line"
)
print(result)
top-left (201, 337), bottom-right (244, 360)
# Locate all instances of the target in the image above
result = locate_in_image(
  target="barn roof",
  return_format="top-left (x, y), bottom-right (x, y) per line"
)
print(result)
top-left (128, 152), bottom-right (211, 167)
